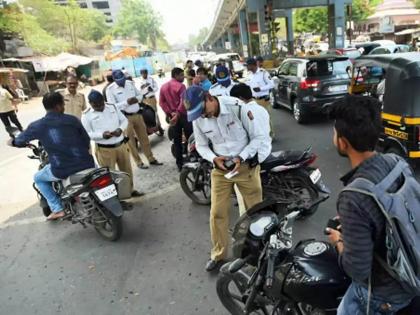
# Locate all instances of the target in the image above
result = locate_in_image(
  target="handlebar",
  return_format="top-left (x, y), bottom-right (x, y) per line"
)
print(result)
top-left (265, 234), bottom-right (278, 288)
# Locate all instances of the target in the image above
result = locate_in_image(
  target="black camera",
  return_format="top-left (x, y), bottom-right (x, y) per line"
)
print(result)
top-left (324, 217), bottom-right (341, 235)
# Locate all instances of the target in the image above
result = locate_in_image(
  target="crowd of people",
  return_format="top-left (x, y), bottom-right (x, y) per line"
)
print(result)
top-left (4, 55), bottom-right (419, 314)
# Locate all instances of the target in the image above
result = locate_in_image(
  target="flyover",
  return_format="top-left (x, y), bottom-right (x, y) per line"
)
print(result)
top-left (202, 0), bottom-right (352, 57)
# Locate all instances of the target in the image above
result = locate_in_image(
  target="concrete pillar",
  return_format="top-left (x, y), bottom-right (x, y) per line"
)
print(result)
top-left (227, 29), bottom-right (235, 52)
top-left (285, 9), bottom-right (294, 55)
top-left (328, 0), bottom-right (346, 49)
top-left (239, 9), bottom-right (250, 57)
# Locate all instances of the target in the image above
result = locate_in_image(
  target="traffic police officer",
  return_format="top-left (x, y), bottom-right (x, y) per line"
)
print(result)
top-left (184, 86), bottom-right (271, 272)
top-left (245, 57), bottom-right (275, 137)
top-left (209, 65), bottom-right (236, 97)
top-left (106, 69), bottom-right (162, 169)
top-left (81, 90), bottom-right (142, 197)
top-left (138, 69), bottom-right (164, 136)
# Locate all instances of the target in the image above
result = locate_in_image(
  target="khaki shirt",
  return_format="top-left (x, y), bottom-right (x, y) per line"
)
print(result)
top-left (61, 89), bottom-right (86, 119)
top-left (0, 87), bottom-right (14, 113)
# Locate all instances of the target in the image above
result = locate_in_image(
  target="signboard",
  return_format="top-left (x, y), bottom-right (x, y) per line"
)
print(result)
top-left (380, 16), bottom-right (395, 34)
top-left (225, 41), bottom-right (231, 50)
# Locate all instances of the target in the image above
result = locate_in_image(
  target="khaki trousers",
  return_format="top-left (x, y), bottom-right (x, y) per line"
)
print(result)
top-left (142, 96), bottom-right (162, 128)
top-left (255, 98), bottom-right (274, 138)
top-left (210, 164), bottom-right (262, 261)
top-left (126, 114), bottom-right (155, 165)
top-left (95, 142), bottom-right (133, 191)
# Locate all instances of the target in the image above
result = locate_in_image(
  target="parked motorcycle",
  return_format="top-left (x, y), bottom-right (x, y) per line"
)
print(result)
top-left (179, 134), bottom-right (330, 213)
top-left (27, 142), bottom-right (131, 241)
top-left (217, 199), bottom-right (420, 315)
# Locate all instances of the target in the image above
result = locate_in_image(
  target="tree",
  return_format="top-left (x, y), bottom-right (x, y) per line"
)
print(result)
top-left (188, 27), bottom-right (209, 49)
top-left (113, 0), bottom-right (167, 50)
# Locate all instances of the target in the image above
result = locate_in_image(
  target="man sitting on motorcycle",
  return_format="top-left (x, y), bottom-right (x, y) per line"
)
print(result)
top-left (8, 92), bottom-right (95, 220)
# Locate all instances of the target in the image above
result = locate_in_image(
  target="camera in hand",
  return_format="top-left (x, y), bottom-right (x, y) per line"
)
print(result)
top-left (223, 159), bottom-right (236, 171)
top-left (324, 217), bottom-right (341, 235)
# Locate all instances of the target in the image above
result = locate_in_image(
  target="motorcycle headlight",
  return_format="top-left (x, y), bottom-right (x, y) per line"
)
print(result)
top-left (249, 213), bottom-right (278, 238)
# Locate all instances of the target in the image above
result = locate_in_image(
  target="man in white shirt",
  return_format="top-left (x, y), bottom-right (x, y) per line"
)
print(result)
top-left (81, 90), bottom-right (142, 197)
top-left (184, 86), bottom-right (271, 272)
top-left (106, 69), bottom-right (162, 169)
top-left (245, 57), bottom-right (275, 137)
top-left (137, 69), bottom-right (164, 136)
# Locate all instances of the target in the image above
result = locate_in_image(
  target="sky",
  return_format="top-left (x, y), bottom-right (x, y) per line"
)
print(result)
top-left (149, 0), bottom-right (219, 44)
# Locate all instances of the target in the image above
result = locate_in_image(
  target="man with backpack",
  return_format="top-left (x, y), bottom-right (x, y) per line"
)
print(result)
top-left (327, 95), bottom-right (418, 314)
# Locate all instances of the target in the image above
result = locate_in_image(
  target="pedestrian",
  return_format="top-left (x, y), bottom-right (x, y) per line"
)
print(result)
top-left (138, 69), bottom-right (164, 136)
top-left (159, 67), bottom-right (192, 171)
top-left (184, 86), bottom-right (271, 271)
top-left (8, 92), bottom-right (95, 220)
top-left (193, 67), bottom-right (212, 91)
top-left (0, 84), bottom-right (23, 137)
top-left (245, 57), bottom-right (275, 138)
top-left (81, 90), bottom-right (143, 198)
top-left (106, 69), bottom-right (162, 169)
top-left (184, 60), bottom-right (195, 87)
top-left (61, 75), bottom-right (87, 119)
top-left (102, 69), bottom-right (114, 103)
top-left (209, 65), bottom-right (236, 97)
top-left (328, 95), bottom-right (416, 314)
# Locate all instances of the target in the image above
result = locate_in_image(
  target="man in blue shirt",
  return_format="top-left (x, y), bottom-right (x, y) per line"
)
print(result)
top-left (8, 92), bottom-right (95, 220)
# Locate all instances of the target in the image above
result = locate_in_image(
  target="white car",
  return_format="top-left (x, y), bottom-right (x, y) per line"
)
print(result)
top-left (211, 53), bottom-right (245, 78)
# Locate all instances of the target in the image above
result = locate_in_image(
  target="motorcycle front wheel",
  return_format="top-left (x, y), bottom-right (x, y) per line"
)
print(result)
top-left (216, 272), bottom-right (271, 315)
top-left (94, 209), bottom-right (123, 241)
top-left (179, 167), bottom-right (211, 205)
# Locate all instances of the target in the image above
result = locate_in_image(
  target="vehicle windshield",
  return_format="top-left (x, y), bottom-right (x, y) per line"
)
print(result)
top-left (306, 60), bottom-right (350, 77)
top-left (229, 55), bottom-right (240, 61)
top-left (344, 50), bottom-right (361, 59)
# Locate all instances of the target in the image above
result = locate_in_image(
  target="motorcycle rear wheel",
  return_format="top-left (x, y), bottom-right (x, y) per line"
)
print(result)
top-left (94, 209), bottom-right (123, 241)
top-left (180, 168), bottom-right (211, 205)
top-left (216, 272), bottom-right (270, 315)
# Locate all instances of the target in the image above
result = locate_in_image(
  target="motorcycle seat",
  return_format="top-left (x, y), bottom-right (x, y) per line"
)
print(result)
top-left (62, 168), bottom-right (96, 187)
top-left (260, 150), bottom-right (306, 171)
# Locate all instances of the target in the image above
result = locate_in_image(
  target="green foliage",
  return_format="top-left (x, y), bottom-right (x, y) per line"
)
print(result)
top-left (113, 0), bottom-right (166, 49)
top-left (294, 7), bottom-right (328, 34)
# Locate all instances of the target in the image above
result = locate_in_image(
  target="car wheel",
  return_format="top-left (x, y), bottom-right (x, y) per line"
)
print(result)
top-left (270, 91), bottom-right (280, 109)
top-left (292, 99), bottom-right (306, 124)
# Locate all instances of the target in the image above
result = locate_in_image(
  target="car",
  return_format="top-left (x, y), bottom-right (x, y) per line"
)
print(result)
top-left (211, 53), bottom-right (245, 78)
top-left (321, 48), bottom-right (361, 62)
top-left (270, 55), bottom-right (352, 124)
top-left (368, 44), bottom-right (410, 55)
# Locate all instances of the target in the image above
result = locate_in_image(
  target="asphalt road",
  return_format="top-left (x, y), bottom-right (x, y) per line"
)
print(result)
top-left (0, 86), bottom-right (418, 315)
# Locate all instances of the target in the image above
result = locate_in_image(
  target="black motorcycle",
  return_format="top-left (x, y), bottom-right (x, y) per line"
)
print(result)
top-left (179, 134), bottom-right (330, 213)
top-left (27, 142), bottom-right (130, 241)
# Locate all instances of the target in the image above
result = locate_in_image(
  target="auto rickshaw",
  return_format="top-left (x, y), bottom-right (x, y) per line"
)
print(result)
top-left (350, 52), bottom-right (420, 161)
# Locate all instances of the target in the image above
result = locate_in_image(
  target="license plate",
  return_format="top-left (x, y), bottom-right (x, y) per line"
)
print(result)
top-left (384, 127), bottom-right (408, 140)
top-left (328, 85), bottom-right (347, 92)
top-left (95, 184), bottom-right (117, 201)
top-left (310, 169), bottom-right (322, 184)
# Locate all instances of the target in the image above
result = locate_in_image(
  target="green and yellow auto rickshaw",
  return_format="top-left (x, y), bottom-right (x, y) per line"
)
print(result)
top-left (351, 52), bottom-right (420, 160)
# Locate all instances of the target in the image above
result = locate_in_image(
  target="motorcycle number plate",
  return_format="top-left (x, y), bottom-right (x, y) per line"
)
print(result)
top-left (310, 169), bottom-right (322, 184)
top-left (95, 184), bottom-right (117, 202)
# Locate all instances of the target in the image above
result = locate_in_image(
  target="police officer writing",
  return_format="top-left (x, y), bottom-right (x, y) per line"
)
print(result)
top-left (81, 90), bottom-right (143, 198)
top-left (245, 57), bottom-right (275, 137)
top-left (184, 86), bottom-right (271, 272)
top-left (106, 69), bottom-right (162, 169)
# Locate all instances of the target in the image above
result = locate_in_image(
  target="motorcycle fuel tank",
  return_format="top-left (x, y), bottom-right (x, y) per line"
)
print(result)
top-left (281, 239), bottom-right (350, 309)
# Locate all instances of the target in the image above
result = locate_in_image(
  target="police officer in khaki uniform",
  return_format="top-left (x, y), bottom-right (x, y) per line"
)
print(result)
top-left (184, 86), bottom-right (271, 271)
top-left (81, 90), bottom-right (142, 197)
top-left (106, 69), bottom-right (162, 169)
top-left (61, 75), bottom-right (87, 119)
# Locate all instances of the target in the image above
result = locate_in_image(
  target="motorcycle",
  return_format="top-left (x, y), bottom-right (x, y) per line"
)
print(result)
top-left (217, 199), bottom-right (420, 315)
top-left (27, 142), bottom-right (131, 241)
top-left (179, 134), bottom-right (330, 214)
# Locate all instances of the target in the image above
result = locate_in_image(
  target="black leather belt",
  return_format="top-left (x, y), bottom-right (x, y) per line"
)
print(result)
top-left (122, 111), bottom-right (138, 116)
top-left (97, 140), bottom-right (124, 148)
top-left (255, 96), bottom-right (270, 100)
top-left (145, 95), bottom-right (155, 99)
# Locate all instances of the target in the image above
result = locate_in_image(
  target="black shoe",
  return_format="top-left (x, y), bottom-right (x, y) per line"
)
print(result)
top-left (137, 163), bottom-right (149, 169)
top-left (150, 160), bottom-right (163, 166)
top-left (205, 259), bottom-right (223, 272)
top-left (131, 190), bottom-right (145, 198)
top-left (157, 127), bottom-right (164, 137)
